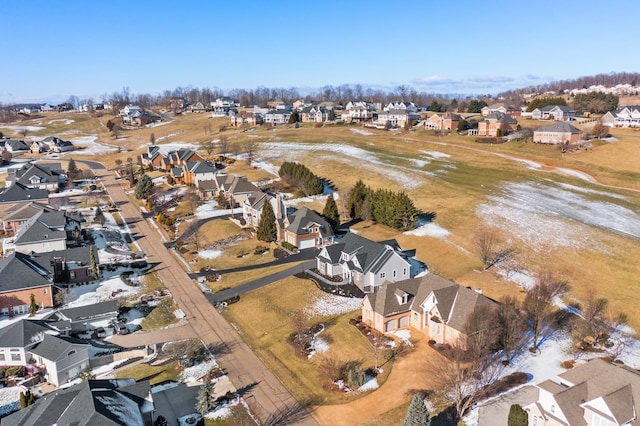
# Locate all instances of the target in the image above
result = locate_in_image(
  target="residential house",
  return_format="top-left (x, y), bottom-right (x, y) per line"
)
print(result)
top-left (3, 378), bottom-right (154, 425)
top-left (42, 136), bottom-right (74, 153)
top-left (281, 206), bottom-right (334, 249)
top-left (196, 179), bottom-right (218, 199)
top-left (477, 112), bottom-right (518, 137)
top-left (30, 333), bottom-right (90, 386)
top-left (12, 209), bottom-right (82, 254)
top-left (24, 246), bottom-right (99, 286)
top-left (506, 106), bottom-right (522, 118)
top-left (54, 300), bottom-right (119, 332)
top-left (362, 274), bottom-right (495, 341)
top-left (6, 162), bottom-right (67, 192)
top-left (532, 105), bottom-right (576, 121)
top-left (384, 102), bottom-right (418, 112)
top-left (264, 109), bottom-right (292, 125)
top-left (214, 174), bottom-right (260, 207)
top-left (231, 111), bottom-right (258, 127)
top-left (0, 320), bottom-right (53, 366)
top-left (533, 122), bottom-right (583, 144)
top-left (212, 97), bottom-right (240, 108)
top-left (5, 139), bottom-right (29, 152)
top-left (187, 161), bottom-right (218, 186)
top-left (0, 182), bottom-right (49, 205)
top-left (40, 103), bottom-right (54, 112)
top-left (30, 140), bottom-right (49, 154)
top-left (189, 101), bottom-right (208, 113)
top-left (478, 358), bottom-right (640, 426)
top-left (119, 104), bottom-right (141, 117)
top-left (151, 382), bottom-right (203, 426)
top-left (601, 105), bottom-right (640, 128)
top-left (481, 103), bottom-right (508, 117)
top-left (242, 191), bottom-right (277, 228)
top-left (341, 102), bottom-right (374, 123)
top-left (377, 109), bottom-right (420, 128)
top-left (316, 233), bottom-right (416, 293)
top-left (141, 145), bottom-right (162, 168)
top-left (0, 252), bottom-right (54, 316)
top-left (300, 105), bottom-right (329, 123)
top-left (424, 112), bottom-right (462, 131)
top-left (1, 201), bottom-right (55, 235)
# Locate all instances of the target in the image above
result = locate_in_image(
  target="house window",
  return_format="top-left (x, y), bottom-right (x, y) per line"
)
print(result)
top-left (43, 288), bottom-right (47, 294)
top-left (393, 270), bottom-right (397, 278)
top-left (11, 353), bottom-right (21, 362)
top-left (532, 416), bottom-right (537, 426)
top-left (0, 353), bottom-right (4, 361)
top-left (68, 350), bottom-right (76, 357)
top-left (379, 272), bottom-right (386, 279)
top-left (70, 271), bottom-right (76, 279)
top-left (403, 267), bottom-right (407, 276)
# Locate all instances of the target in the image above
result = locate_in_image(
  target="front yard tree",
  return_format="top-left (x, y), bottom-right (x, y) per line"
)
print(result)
top-left (508, 404), bottom-right (528, 426)
top-left (523, 271), bottom-right (570, 351)
top-left (202, 140), bottom-right (216, 160)
top-left (496, 296), bottom-right (526, 364)
top-left (322, 193), bottom-right (340, 228)
top-left (403, 393), bottom-right (430, 426)
top-left (256, 200), bottom-right (277, 242)
top-left (67, 158), bottom-right (79, 179)
top-left (245, 141), bottom-right (256, 165)
top-left (195, 380), bottom-right (216, 416)
top-left (474, 228), bottom-right (516, 270)
top-left (134, 174), bottom-right (154, 199)
top-left (94, 206), bottom-right (106, 226)
top-left (592, 122), bottom-right (610, 138)
top-left (149, 132), bottom-right (155, 145)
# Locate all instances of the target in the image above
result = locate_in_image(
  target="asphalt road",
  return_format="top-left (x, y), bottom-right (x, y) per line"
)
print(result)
top-left (94, 165), bottom-right (318, 425)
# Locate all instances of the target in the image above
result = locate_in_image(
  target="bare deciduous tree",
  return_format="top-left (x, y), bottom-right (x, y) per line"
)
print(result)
top-left (245, 141), bottom-right (256, 165)
top-left (523, 271), bottom-right (570, 351)
top-left (218, 135), bottom-right (228, 158)
top-left (162, 338), bottom-right (205, 366)
top-left (473, 228), bottom-right (517, 270)
top-left (496, 296), bottom-right (527, 363)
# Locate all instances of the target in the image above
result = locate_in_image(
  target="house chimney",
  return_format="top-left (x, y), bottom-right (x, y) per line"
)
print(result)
top-left (475, 288), bottom-right (483, 294)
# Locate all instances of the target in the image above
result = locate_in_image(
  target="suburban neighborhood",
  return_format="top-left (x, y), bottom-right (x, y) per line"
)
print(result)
top-left (1, 3), bottom-right (640, 425)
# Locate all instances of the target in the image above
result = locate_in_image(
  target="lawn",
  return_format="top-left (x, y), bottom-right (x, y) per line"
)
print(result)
top-left (115, 362), bottom-right (179, 385)
top-left (141, 297), bottom-right (179, 330)
top-left (221, 276), bottom-right (392, 405)
top-left (205, 262), bottom-right (305, 292)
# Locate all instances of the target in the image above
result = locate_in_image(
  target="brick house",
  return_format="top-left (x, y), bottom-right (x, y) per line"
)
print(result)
top-left (533, 122), bottom-right (583, 144)
top-left (362, 274), bottom-right (495, 341)
top-left (477, 112), bottom-right (518, 137)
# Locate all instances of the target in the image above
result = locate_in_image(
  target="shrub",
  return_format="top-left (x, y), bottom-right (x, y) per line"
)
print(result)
top-left (281, 241), bottom-right (297, 252)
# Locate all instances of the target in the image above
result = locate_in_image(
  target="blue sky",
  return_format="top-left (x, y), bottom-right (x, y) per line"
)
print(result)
top-left (1, 1), bottom-right (638, 103)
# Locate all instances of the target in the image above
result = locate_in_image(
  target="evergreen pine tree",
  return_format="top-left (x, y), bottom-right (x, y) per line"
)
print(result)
top-left (508, 404), bottom-right (528, 426)
top-left (134, 174), bottom-right (154, 199)
top-left (89, 246), bottom-right (99, 280)
top-left (94, 206), bottom-right (105, 226)
top-left (403, 393), bottom-right (430, 426)
top-left (19, 391), bottom-right (27, 409)
top-left (67, 158), bottom-right (79, 178)
top-left (27, 390), bottom-right (36, 406)
top-left (29, 293), bottom-right (37, 316)
top-left (256, 200), bottom-right (277, 242)
top-left (322, 193), bottom-right (340, 228)
top-left (195, 381), bottom-right (216, 416)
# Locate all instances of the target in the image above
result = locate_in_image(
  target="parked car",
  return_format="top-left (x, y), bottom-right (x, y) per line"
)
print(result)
top-left (115, 323), bottom-right (129, 335)
top-left (94, 327), bottom-right (107, 338)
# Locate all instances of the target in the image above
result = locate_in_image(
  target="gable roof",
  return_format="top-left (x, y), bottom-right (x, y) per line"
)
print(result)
top-left (0, 252), bottom-right (52, 292)
top-left (13, 210), bottom-right (68, 246)
top-left (484, 111), bottom-right (518, 124)
top-left (58, 300), bottom-right (118, 322)
top-left (0, 319), bottom-right (50, 349)
top-left (0, 182), bottom-right (49, 204)
top-left (535, 122), bottom-right (583, 134)
top-left (13, 163), bottom-right (64, 186)
top-left (30, 333), bottom-right (88, 361)
top-left (285, 206), bottom-right (334, 238)
top-left (365, 274), bottom-right (496, 332)
top-left (3, 379), bottom-right (151, 426)
top-left (1, 202), bottom-right (54, 223)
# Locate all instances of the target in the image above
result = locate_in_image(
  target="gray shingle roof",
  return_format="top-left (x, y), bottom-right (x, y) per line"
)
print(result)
top-left (3, 379), bottom-right (150, 426)
top-left (0, 183), bottom-right (48, 204)
top-left (285, 206), bottom-right (334, 239)
top-left (0, 252), bottom-right (52, 292)
top-left (0, 319), bottom-right (49, 349)
top-left (59, 300), bottom-right (118, 322)
top-left (30, 333), bottom-right (88, 361)
top-left (535, 122), bottom-right (582, 134)
top-left (13, 210), bottom-right (67, 246)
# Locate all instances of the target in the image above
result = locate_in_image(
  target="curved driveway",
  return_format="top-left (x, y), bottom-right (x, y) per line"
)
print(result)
top-left (90, 161), bottom-right (317, 425)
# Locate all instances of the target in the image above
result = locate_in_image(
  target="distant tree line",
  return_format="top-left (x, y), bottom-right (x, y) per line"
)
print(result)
top-left (347, 180), bottom-right (418, 231)
top-left (525, 96), bottom-right (567, 112)
top-left (278, 161), bottom-right (323, 196)
top-left (571, 91), bottom-right (619, 113)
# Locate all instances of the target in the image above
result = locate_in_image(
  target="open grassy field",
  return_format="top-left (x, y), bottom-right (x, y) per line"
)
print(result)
top-left (5, 111), bottom-right (640, 330)
top-left (115, 362), bottom-right (179, 385)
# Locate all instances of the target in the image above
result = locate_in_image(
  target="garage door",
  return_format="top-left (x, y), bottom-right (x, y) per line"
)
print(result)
top-left (299, 239), bottom-right (315, 249)
top-left (385, 320), bottom-right (396, 332)
top-left (399, 316), bottom-right (409, 328)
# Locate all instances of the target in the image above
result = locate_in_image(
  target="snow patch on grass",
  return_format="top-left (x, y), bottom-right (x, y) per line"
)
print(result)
top-left (305, 293), bottom-right (362, 318)
top-left (0, 386), bottom-right (24, 417)
top-left (404, 220), bottom-right (450, 238)
top-left (198, 248), bottom-right (222, 259)
top-left (350, 129), bottom-right (374, 136)
top-left (421, 150), bottom-right (451, 159)
top-left (179, 359), bottom-right (219, 383)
